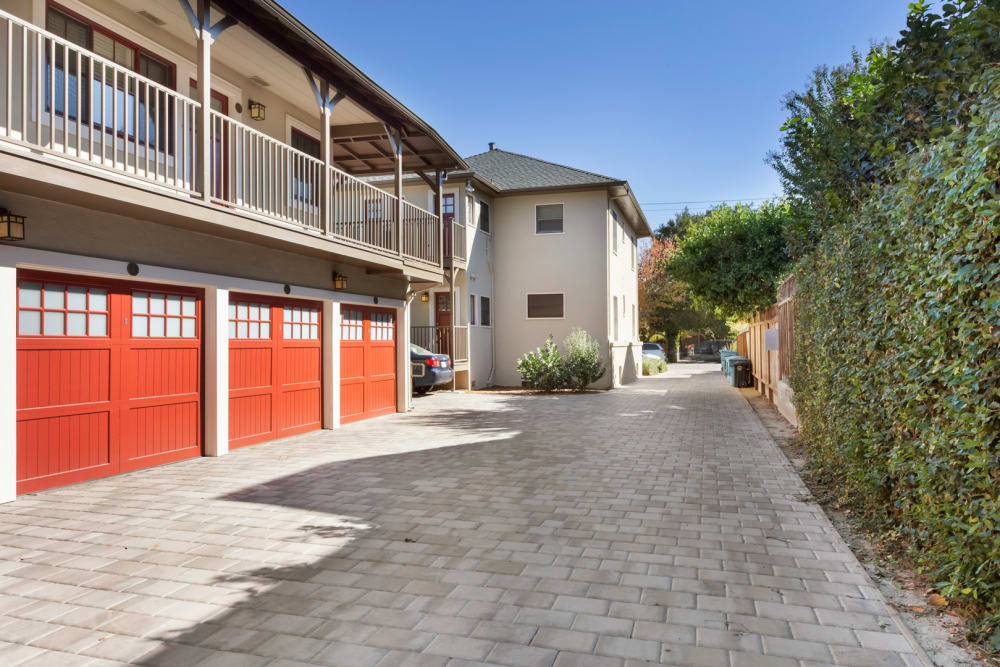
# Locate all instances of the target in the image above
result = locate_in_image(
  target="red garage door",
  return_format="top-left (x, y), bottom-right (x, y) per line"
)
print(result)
top-left (340, 306), bottom-right (396, 424)
top-left (228, 295), bottom-right (322, 448)
top-left (16, 271), bottom-right (202, 494)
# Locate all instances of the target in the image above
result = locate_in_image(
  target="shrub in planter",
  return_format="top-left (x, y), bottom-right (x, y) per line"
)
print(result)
top-left (516, 339), bottom-right (568, 391)
top-left (563, 328), bottom-right (605, 390)
top-left (642, 357), bottom-right (667, 376)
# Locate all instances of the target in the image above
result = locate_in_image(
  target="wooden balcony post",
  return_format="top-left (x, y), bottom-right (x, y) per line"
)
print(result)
top-left (195, 0), bottom-right (211, 200)
top-left (386, 126), bottom-right (404, 256)
top-left (178, 0), bottom-right (235, 200)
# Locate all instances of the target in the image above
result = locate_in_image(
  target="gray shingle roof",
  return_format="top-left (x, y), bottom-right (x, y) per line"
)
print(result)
top-left (464, 149), bottom-right (621, 191)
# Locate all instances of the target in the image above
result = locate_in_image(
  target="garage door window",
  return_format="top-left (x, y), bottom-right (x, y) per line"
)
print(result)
top-left (371, 311), bottom-right (394, 340)
top-left (132, 291), bottom-right (196, 338)
top-left (229, 301), bottom-right (271, 339)
top-left (18, 281), bottom-right (109, 337)
top-left (284, 306), bottom-right (319, 339)
top-left (341, 309), bottom-right (363, 340)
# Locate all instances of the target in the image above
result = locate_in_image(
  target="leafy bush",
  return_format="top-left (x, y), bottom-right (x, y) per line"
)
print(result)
top-left (517, 330), bottom-right (606, 391)
top-left (642, 357), bottom-right (666, 376)
top-left (563, 328), bottom-right (605, 390)
top-left (516, 339), bottom-right (569, 391)
top-left (792, 69), bottom-right (1000, 645)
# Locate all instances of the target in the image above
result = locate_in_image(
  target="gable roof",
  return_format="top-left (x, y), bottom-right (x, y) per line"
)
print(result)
top-left (464, 149), bottom-right (620, 191)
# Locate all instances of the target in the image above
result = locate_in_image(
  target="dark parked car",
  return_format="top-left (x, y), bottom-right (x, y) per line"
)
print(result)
top-left (411, 343), bottom-right (453, 394)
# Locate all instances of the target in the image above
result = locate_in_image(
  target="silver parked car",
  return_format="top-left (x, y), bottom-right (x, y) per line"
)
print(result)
top-left (642, 342), bottom-right (666, 361)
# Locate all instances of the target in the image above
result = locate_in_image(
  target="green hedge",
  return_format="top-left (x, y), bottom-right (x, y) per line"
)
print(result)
top-left (793, 70), bottom-right (1000, 644)
top-left (642, 357), bottom-right (667, 376)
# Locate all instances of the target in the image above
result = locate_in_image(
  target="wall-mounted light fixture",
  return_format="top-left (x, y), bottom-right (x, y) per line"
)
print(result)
top-left (332, 272), bottom-right (348, 290)
top-left (248, 99), bottom-right (266, 121)
top-left (0, 209), bottom-right (26, 241)
top-left (465, 181), bottom-right (475, 194)
top-left (420, 292), bottom-right (429, 302)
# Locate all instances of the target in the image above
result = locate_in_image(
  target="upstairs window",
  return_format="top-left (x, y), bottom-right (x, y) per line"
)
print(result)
top-left (469, 294), bottom-right (477, 325)
top-left (479, 201), bottom-right (491, 234)
top-left (480, 296), bottom-right (492, 327)
top-left (527, 293), bottom-right (563, 319)
top-left (291, 128), bottom-right (321, 160)
top-left (612, 210), bottom-right (619, 253)
top-left (535, 204), bottom-right (563, 234)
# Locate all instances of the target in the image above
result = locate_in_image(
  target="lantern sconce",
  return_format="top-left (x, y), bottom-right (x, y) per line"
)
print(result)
top-left (248, 99), bottom-right (266, 121)
top-left (332, 272), bottom-right (348, 291)
top-left (420, 292), bottom-right (429, 303)
top-left (0, 209), bottom-right (26, 242)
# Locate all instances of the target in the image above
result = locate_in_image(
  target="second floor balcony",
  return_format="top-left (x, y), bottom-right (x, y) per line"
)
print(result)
top-left (0, 4), bottom-right (463, 275)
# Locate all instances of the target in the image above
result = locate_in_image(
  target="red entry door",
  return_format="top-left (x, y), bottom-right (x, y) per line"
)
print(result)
top-left (15, 271), bottom-right (202, 494)
top-left (340, 306), bottom-right (397, 424)
top-left (435, 293), bottom-right (451, 356)
top-left (228, 295), bottom-right (322, 449)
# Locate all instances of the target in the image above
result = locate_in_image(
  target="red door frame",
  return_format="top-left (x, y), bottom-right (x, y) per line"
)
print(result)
top-left (435, 293), bottom-right (451, 356)
top-left (340, 306), bottom-right (397, 425)
top-left (228, 293), bottom-right (323, 449)
top-left (15, 269), bottom-right (203, 494)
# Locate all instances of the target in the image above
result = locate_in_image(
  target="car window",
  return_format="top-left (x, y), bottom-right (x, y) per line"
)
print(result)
top-left (410, 343), bottom-right (433, 355)
top-left (643, 343), bottom-right (660, 350)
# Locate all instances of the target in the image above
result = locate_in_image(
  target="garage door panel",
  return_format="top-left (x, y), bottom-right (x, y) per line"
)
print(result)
top-left (280, 388), bottom-right (321, 431)
top-left (229, 347), bottom-right (272, 391)
top-left (367, 346), bottom-right (395, 376)
top-left (280, 346), bottom-right (321, 385)
top-left (230, 393), bottom-right (273, 442)
top-left (365, 379), bottom-right (396, 416)
top-left (128, 347), bottom-right (200, 399)
top-left (340, 345), bottom-right (364, 381)
top-left (340, 382), bottom-right (364, 423)
top-left (17, 411), bottom-right (111, 482)
top-left (17, 347), bottom-right (111, 409)
top-left (123, 401), bottom-right (200, 463)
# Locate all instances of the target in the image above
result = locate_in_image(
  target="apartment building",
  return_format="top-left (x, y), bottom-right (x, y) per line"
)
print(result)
top-left (389, 146), bottom-right (651, 389)
top-left (0, 0), bottom-right (466, 499)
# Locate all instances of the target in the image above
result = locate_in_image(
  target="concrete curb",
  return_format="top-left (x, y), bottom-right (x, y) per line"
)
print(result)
top-left (734, 381), bottom-right (937, 667)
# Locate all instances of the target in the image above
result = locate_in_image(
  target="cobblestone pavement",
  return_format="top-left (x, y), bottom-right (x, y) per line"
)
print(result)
top-left (0, 363), bottom-right (929, 666)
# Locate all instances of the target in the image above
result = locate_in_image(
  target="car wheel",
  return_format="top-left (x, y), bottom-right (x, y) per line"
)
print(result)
top-left (415, 386), bottom-right (430, 395)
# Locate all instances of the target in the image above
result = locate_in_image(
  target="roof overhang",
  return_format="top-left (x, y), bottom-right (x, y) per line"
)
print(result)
top-left (607, 183), bottom-right (652, 238)
top-left (213, 0), bottom-right (467, 176)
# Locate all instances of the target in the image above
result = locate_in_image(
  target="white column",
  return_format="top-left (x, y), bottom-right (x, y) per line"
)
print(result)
top-left (196, 0), bottom-right (212, 201)
top-left (396, 300), bottom-right (411, 413)
top-left (323, 300), bottom-right (340, 428)
top-left (0, 263), bottom-right (16, 503)
top-left (203, 287), bottom-right (229, 456)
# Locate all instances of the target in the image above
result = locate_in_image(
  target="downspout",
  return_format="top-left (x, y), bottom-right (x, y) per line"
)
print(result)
top-left (403, 286), bottom-right (416, 411)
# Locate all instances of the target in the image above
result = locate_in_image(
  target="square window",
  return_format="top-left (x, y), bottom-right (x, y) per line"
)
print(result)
top-left (133, 315), bottom-right (148, 337)
top-left (150, 316), bottom-right (165, 337)
top-left (228, 320), bottom-right (236, 338)
top-left (44, 311), bottom-right (64, 335)
top-left (250, 322), bottom-right (260, 338)
top-left (166, 295), bottom-right (181, 316)
top-left (44, 284), bottom-right (65, 309)
top-left (238, 303), bottom-right (248, 320)
top-left (527, 293), bottom-right (563, 319)
top-left (283, 322), bottom-right (291, 339)
top-left (228, 302), bottom-right (237, 319)
top-left (166, 317), bottom-right (181, 337)
top-left (536, 204), bottom-right (563, 234)
top-left (182, 296), bottom-right (195, 316)
top-left (479, 202), bottom-right (491, 234)
top-left (480, 296), bottom-right (491, 327)
top-left (238, 321), bottom-right (248, 339)
top-left (249, 304), bottom-right (260, 321)
top-left (133, 292), bottom-right (148, 314)
top-left (89, 313), bottom-right (107, 336)
top-left (18, 310), bottom-right (40, 335)
top-left (261, 322), bottom-right (270, 339)
top-left (67, 286), bottom-right (87, 310)
top-left (67, 312), bottom-right (87, 336)
top-left (91, 289), bottom-right (108, 312)
top-left (19, 282), bottom-right (41, 308)
top-left (150, 294), bottom-right (165, 315)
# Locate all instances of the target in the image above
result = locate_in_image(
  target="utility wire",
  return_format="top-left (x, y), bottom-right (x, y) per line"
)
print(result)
top-left (640, 196), bottom-right (777, 207)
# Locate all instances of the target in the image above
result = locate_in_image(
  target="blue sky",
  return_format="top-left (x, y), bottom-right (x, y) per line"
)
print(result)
top-left (283, 1), bottom-right (911, 228)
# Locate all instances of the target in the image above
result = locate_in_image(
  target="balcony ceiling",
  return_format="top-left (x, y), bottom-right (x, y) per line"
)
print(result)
top-left (95, 0), bottom-right (464, 176)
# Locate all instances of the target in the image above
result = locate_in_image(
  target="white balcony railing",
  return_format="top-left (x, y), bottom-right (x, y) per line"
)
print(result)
top-left (0, 11), bottom-right (199, 194)
top-left (0, 10), bottom-right (444, 268)
top-left (411, 324), bottom-right (468, 363)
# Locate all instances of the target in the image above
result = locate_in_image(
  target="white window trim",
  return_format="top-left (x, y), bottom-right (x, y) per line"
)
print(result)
top-left (478, 200), bottom-right (492, 236)
top-left (285, 114), bottom-right (322, 150)
top-left (611, 210), bottom-right (619, 255)
top-left (479, 295), bottom-right (492, 328)
top-left (525, 292), bottom-right (565, 320)
top-left (534, 203), bottom-right (565, 235)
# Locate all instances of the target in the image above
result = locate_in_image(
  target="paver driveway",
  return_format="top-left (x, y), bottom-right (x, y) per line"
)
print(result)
top-left (0, 362), bottom-right (928, 666)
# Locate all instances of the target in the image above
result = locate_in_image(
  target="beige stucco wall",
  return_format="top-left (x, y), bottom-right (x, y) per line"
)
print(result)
top-left (607, 200), bottom-right (642, 385)
top-left (492, 190), bottom-right (610, 387)
top-left (1, 190), bottom-right (407, 298)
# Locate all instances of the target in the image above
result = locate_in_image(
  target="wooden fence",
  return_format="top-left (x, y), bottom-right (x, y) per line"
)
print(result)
top-left (736, 276), bottom-right (796, 416)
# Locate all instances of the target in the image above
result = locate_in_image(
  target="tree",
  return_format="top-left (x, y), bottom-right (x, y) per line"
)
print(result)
top-left (667, 202), bottom-right (791, 320)
top-left (638, 223), bottom-right (731, 359)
